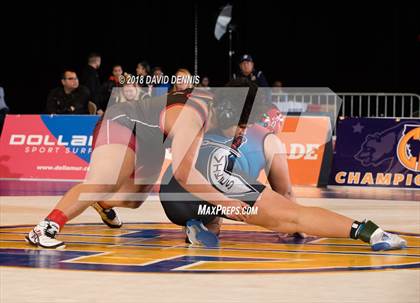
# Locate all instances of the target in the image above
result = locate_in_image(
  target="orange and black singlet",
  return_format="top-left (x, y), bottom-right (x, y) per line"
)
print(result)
top-left (92, 88), bottom-right (213, 177)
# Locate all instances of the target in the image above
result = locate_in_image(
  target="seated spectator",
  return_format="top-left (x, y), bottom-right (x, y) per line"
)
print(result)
top-left (136, 61), bottom-right (150, 83)
top-left (273, 80), bottom-right (283, 91)
top-left (80, 53), bottom-right (101, 105)
top-left (198, 76), bottom-right (210, 90)
top-left (97, 64), bottom-right (124, 114)
top-left (136, 61), bottom-right (150, 76)
top-left (171, 68), bottom-right (193, 93)
top-left (46, 70), bottom-right (90, 114)
top-left (112, 84), bottom-right (140, 104)
top-left (271, 80), bottom-right (284, 102)
top-left (151, 66), bottom-right (170, 96)
top-left (136, 61), bottom-right (153, 98)
top-left (122, 84), bottom-right (140, 102)
top-left (0, 86), bottom-right (9, 135)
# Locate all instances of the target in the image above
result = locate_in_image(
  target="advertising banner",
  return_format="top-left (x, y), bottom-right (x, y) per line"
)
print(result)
top-left (0, 115), bottom-right (99, 182)
top-left (275, 115), bottom-right (331, 186)
top-left (0, 114), bottom-right (332, 195)
top-left (330, 118), bottom-right (420, 189)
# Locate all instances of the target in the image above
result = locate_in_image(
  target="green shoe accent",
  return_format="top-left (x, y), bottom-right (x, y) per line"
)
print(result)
top-left (359, 220), bottom-right (379, 243)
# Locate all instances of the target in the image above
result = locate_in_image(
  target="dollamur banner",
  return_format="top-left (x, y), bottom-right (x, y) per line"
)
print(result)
top-left (0, 115), bottom-right (99, 181)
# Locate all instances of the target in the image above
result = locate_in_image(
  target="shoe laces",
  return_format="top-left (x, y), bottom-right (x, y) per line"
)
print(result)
top-left (103, 208), bottom-right (116, 220)
top-left (381, 232), bottom-right (391, 241)
top-left (44, 221), bottom-right (59, 238)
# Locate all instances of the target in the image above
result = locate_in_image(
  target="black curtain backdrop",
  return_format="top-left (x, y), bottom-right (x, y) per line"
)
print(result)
top-left (1, 1), bottom-right (419, 114)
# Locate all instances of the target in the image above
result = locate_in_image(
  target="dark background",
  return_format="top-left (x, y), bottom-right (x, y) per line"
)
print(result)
top-left (1, 2), bottom-right (419, 114)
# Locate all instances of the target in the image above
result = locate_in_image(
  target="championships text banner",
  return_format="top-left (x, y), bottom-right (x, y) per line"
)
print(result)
top-left (329, 117), bottom-right (420, 189)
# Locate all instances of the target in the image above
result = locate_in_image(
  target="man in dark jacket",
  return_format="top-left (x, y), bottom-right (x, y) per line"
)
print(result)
top-left (80, 53), bottom-right (101, 106)
top-left (46, 70), bottom-right (90, 114)
top-left (233, 54), bottom-right (268, 87)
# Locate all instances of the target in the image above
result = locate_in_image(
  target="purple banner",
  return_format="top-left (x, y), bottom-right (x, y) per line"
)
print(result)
top-left (330, 118), bottom-right (420, 189)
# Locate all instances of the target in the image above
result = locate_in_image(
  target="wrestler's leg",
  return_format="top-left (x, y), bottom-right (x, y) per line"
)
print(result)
top-left (26, 144), bottom-right (137, 248)
top-left (243, 188), bottom-right (406, 251)
top-left (97, 181), bottom-right (155, 209)
top-left (53, 144), bottom-right (137, 221)
top-left (246, 188), bottom-right (353, 237)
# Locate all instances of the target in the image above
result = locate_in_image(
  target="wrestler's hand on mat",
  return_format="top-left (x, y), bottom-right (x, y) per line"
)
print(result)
top-left (218, 199), bottom-right (250, 222)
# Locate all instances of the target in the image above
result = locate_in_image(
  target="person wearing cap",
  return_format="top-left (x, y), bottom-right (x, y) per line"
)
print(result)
top-left (233, 54), bottom-right (268, 87)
